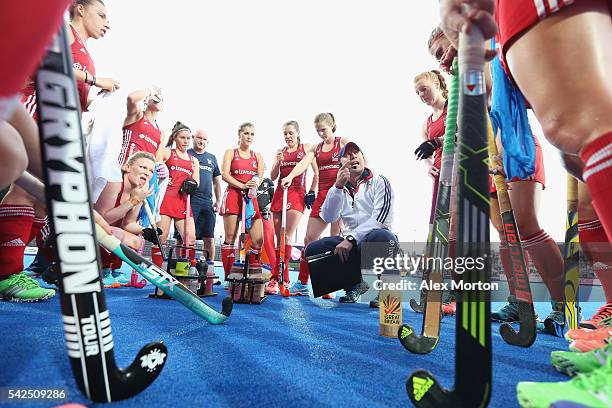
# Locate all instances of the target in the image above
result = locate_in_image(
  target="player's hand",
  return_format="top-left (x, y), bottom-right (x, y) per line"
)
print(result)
top-left (130, 184), bottom-right (151, 203)
top-left (213, 201), bottom-right (220, 213)
top-left (275, 149), bottom-right (284, 163)
top-left (428, 166), bottom-right (440, 178)
top-left (179, 178), bottom-right (198, 195)
top-left (335, 239), bottom-right (354, 263)
top-left (142, 227), bottom-right (162, 244)
top-left (281, 176), bottom-right (293, 188)
top-left (304, 191), bottom-right (316, 209)
top-left (439, 45), bottom-right (457, 74)
top-left (489, 154), bottom-right (506, 177)
top-left (156, 163), bottom-right (169, 180)
top-left (96, 77), bottom-right (121, 92)
top-left (244, 179), bottom-right (257, 189)
top-left (334, 161), bottom-right (351, 189)
top-left (440, 0), bottom-right (497, 48)
top-left (414, 139), bottom-right (441, 160)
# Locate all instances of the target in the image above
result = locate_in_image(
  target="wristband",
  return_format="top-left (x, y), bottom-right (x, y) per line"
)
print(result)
top-left (91, 75), bottom-right (96, 87)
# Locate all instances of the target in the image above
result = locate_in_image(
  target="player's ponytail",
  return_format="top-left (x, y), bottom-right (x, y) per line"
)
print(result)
top-left (431, 70), bottom-right (448, 100)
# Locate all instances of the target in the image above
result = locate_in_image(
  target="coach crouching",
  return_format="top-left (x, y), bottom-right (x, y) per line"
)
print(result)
top-left (305, 142), bottom-right (398, 303)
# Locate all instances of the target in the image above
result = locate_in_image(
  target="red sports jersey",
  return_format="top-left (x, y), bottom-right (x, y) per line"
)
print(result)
top-left (119, 115), bottom-right (162, 165)
top-left (20, 23), bottom-right (96, 117)
top-left (1, 0), bottom-right (70, 98)
top-left (166, 149), bottom-right (194, 192)
top-left (315, 137), bottom-right (342, 190)
top-left (427, 104), bottom-right (448, 171)
top-left (230, 149), bottom-right (259, 187)
top-left (279, 144), bottom-right (306, 189)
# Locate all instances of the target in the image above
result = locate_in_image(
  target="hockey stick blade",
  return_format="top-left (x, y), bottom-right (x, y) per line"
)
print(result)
top-left (499, 301), bottom-right (536, 347)
top-left (398, 324), bottom-right (438, 354)
top-left (407, 370), bottom-right (460, 408)
top-left (96, 225), bottom-right (233, 323)
top-left (410, 297), bottom-right (425, 314)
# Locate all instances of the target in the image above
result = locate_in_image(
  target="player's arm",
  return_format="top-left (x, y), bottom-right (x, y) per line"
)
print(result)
top-left (350, 176), bottom-right (395, 244)
top-left (124, 88), bottom-right (154, 127)
top-left (256, 152), bottom-right (264, 180)
top-left (281, 148), bottom-right (316, 187)
top-left (221, 149), bottom-right (246, 190)
top-left (94, 183), bottom-right (137, 225)
top-left (307, 144), bottom-right (319, 192)
top-left (339, 136), bottom-right (351, 147)
top-left (192, 157), bottom-right (200, 186)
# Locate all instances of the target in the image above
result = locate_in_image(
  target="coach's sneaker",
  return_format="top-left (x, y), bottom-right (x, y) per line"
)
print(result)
top-left (543, 301), bottom-right (566, 337)
top-left (0, 272), bottom-right (55, 302)
top-left (565, 326), bottom-right (612, 343)
top-left (552, 342), bottom-right (612, 376)
top-left (339, 281), bottom-right (369, 303)
top-left (289, 281), bottom-right (310, 296)
top-left (265, 279), bottom-right (279, 295)
top-left (369, 292), bottom-right (380, 308)
top-left (112, 269), bottom-right (131, 286)
top-left (580, 303), bottom-right (612, 330)
top-left (102, 268), bottom-right (120, 288)
top-left (517, 355), bottom-right (612, 408)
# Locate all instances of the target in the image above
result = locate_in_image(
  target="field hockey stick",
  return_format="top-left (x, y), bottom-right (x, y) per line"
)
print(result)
top-left (279, 188), bottom-right (290, 297)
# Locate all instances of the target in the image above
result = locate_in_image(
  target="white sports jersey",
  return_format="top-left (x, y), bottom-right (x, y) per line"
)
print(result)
top-left (320, 169), bottom-right (395, 243)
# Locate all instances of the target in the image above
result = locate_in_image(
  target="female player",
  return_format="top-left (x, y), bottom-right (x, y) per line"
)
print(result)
top-left (220, 123), bottom-right (265, 282)
top-left (281, 113), bottom-right (349, 297)
top-left (95, 152), bottom-right (156, 286)
top-left (268, 121), bottom-right (318, 294)
top-left (158, 123), bottom-right (199, 249)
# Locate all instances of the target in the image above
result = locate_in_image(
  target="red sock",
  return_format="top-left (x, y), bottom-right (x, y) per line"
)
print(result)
top-left (297, 249), bottom-right (310, 284)
top-left (580, 131), bottom-right (612, 239)
top-left (29, 217), bottom-right (46, 244)
top-left (522, 229), bottom-right (564, 302)
top-left (579, 218), bottom-right (612, 303)
top-left (0, 205), bottom-right (35, 280)
top-left (283, 244), bottom-right (292, 283)
top-left (221, 244), bottom-right (235, 279)
top-left (248, 247), bottom-right (261, 267)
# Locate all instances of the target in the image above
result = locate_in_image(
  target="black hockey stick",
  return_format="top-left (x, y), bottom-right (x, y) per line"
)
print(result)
top-left (399, 60), bottom-right (459, 354)
top-left (35, 26), bottom-right (165, 402)
top-left (406, 17), bottom-right (492, 408)
top-left (487, 120), bottom-right (536, 347)
top-left (95, 224), bottom-right (233, 324)
top-left (409, 214), bottom-right (435, 313)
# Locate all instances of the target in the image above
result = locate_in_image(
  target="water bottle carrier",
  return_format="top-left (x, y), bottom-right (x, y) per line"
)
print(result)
top-left (148, 244), bottom-right (219, 300)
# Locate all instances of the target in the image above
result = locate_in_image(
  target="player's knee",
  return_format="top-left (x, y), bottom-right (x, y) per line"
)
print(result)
top-left (0, 123), bottom-right (28, 189)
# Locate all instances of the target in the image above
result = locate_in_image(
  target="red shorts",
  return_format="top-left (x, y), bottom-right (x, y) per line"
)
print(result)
top-left (160, 190), bottom-right (194, 220)
top-left (310, 187), bottom-right (333, 219)
top-left (496, 0), bottom-right (611, 78)
top-left (220, 187), bottom-right (262, 219)
top-left (490, 136), bottom-right (545, 194)
top-left (270, 186), bottom-right (305, 214)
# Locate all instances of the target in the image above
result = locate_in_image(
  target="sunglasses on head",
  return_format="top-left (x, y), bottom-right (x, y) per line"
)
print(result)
top-left (150, 95), bottom-right (163, 104)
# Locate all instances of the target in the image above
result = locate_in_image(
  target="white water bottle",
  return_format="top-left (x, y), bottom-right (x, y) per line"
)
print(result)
top-left (248, 175), bottom-right (259, 199)
top-left (188, 260), bottom-right (199, 293)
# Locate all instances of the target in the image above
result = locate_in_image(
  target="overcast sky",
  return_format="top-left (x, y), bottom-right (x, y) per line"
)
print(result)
top-left (89, 1), bottom-right (568, 244)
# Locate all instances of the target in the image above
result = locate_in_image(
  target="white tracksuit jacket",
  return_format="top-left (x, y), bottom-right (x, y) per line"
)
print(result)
top-left (320, 169), bottom-right (395, 244)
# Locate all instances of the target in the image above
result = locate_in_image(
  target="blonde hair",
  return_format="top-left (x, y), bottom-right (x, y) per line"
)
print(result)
top-left (314, 112), bottom-right (336, 133)
top-left (123, 151), bottom-right (155, 174)
top-left (283, 120), bottom-right (301, 145)
top-left (413, 70), bottom-right (448, 100)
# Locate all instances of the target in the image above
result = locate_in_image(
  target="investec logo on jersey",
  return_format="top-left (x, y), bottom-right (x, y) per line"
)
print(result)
top-left (281, 161), bottom-right (299, 168)
top-left (234, 169), bottom-right (257, 176)
top-left (139, 133), bottom-right (159, 149)
top-left (319, 164), bottom-right (340, 171)
top-left (170, 165), bottom-right (192, 175)
top-left (199, 165), bottom-right (214, 172)
top-left (37, 68), bottom-right (100, 294)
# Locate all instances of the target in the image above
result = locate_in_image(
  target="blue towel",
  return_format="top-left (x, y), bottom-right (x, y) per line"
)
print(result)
top-left (138, 164), bottom-right (160, 228)
top-left (489, 53), bottom-right (536, 180)
top-left (244, 196), bottom-right (255, 230)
